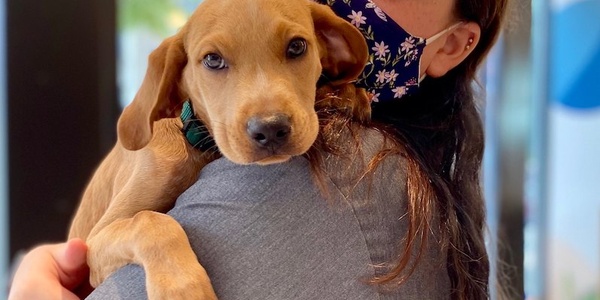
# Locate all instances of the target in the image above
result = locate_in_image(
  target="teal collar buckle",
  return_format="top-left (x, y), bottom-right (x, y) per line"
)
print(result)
top-left (180, 100), bottom-right (216, 152)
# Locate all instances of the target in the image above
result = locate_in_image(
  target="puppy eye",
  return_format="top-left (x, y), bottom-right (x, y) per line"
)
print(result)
top-left (203, 53), bottom-right (228, 70)
top-left (287, 38), bottom-right (307, 59)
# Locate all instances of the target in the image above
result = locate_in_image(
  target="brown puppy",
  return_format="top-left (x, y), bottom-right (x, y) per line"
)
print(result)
top-left (68, 0), bottom-right (368, 298)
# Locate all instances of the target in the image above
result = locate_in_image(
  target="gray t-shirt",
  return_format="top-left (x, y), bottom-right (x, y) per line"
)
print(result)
top-left (87, 128), bottom-right (450, 299)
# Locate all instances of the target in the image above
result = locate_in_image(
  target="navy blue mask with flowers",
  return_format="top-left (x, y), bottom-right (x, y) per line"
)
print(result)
top-left (321, 0), bottom-right (460, 103)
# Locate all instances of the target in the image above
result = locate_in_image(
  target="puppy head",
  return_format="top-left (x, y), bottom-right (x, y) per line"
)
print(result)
top-left (118, 0), bottom-right (367, 164)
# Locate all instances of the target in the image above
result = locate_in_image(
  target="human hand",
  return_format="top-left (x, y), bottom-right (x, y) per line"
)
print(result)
top-left (8, 238), bottom-right (92, 300)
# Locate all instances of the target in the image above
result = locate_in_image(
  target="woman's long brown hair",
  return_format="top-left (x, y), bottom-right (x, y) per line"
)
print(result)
top-left (306, 0), bottom-right (510, 299)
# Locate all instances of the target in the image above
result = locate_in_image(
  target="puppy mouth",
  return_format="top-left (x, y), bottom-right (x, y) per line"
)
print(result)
top-left (243, 142), bottom-right (304, 165)
top-left (253, 153), bottom-right (293, 165)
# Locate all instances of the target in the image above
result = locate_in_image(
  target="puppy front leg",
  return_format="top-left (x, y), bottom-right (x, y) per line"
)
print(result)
top-left (87, 211), bottom-right (218, 300)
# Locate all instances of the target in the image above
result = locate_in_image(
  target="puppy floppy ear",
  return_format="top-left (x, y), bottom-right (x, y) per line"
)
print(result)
top-left (117, 34), bottom-right (188, 150)
top-left (310, 3), bottom-right (368, 86)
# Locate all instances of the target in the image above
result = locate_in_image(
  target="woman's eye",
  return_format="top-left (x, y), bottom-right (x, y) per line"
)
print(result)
top-left (202, 53), bottom-right (227, 70)
top-left (287, 38), bottom-right (307, 59)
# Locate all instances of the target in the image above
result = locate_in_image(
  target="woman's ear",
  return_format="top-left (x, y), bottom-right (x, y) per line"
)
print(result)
top-left (425, 21), bottom-right (481, 78)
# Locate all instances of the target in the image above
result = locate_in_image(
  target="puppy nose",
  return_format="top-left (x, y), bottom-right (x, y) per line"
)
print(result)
top-left (247, 114), bottom-right (291, 148)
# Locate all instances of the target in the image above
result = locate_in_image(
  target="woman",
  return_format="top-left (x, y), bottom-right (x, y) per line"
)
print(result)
top-left (9, 0), bottom-right (509, 299)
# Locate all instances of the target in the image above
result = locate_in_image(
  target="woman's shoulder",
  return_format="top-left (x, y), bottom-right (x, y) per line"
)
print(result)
top-left (170, 154), bottom-right (384, 299)
top-left (170, 126), bottom-right (427, 297)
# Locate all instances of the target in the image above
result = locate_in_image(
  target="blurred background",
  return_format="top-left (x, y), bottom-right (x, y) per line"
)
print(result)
top-left (1, 0), bottom-right (598, 299)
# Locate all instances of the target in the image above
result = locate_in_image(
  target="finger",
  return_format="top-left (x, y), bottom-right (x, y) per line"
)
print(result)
top-left (9, 243), bottom-right (82, 300)
top-left (51, 238), bottom-right (90, 289)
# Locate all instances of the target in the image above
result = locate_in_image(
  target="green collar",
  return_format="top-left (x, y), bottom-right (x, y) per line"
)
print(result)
top-left (180, 100), bottom-right (216, 152)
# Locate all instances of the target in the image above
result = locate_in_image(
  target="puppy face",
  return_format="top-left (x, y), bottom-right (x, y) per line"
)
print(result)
top-left (182, 0), bottom-right (322, 164)
top-left (116, 0), bottom-right (368, 165)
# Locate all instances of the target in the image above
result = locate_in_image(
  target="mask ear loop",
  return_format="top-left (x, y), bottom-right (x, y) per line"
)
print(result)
top-left (425, 22), bottom-right (464, 45)
top-left (418, 22), bottom-right (465, 83)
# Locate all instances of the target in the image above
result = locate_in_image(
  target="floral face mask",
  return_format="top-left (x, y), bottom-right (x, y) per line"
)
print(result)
top-left (322, 0), bottom-right (461, 103)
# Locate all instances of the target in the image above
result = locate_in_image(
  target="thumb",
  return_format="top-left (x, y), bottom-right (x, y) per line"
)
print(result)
top-left (52, 238), bottom-right (89, 289)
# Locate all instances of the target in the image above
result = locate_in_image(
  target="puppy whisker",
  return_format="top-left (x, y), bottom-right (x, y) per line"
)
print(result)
top-left (206, 144), bottom-right (220, 154)
top-left (194, 135), bottom-right (215, 147)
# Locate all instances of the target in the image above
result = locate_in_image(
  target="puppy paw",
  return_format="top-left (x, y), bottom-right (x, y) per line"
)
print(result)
top-left (87, 247), bottom-right (121, 287)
